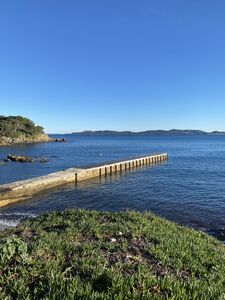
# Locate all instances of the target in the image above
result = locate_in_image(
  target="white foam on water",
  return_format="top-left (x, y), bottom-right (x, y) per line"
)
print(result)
top-left (0, 212), bottom-right (38, 228)
top-left (0, 212), bottom-right (37, 218)
top-left (0, 219), bottom-right (19, 227)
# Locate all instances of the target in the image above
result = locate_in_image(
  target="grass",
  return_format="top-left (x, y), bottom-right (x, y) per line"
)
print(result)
top-left (0, 209), bottom-right (225, 299)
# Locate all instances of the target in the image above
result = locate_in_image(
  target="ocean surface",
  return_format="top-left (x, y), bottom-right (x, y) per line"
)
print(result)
top-left (0, 134), bottom-right (225, 242)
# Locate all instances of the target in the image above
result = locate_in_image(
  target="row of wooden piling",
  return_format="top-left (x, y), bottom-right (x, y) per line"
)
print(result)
top-left (75, 153), bottom-right (168, 182)
top-left (0, 153), bottom-right (168, 207)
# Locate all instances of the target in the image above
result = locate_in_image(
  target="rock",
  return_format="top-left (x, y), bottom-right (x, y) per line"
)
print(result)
top-left (7, 154), bottom-right (34, 163)
top-left (6, 155), bottom-right (49, 164)
top-left (54, 138), bottom-right (66, 142)
top-left (39, 159), bottom-right (49, 163)
top-left (109, 237), bottom-right (117, 243)
top-left (0, 135), bottom-right (53, 147)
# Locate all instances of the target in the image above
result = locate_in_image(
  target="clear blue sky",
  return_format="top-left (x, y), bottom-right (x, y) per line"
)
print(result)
top-left (0, 1), bottom-right (225, 133)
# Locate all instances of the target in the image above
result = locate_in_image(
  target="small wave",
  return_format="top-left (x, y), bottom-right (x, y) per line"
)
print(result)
top-left (0, 212), bottom-right (37, 218)
top-left (0, 212), bottom-right (38, 229)
top-left (0, 219), bottom-right (19, 227)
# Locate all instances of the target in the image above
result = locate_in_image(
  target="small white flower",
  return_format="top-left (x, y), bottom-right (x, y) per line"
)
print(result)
top-left (110, 238), bottom-right (117, 243)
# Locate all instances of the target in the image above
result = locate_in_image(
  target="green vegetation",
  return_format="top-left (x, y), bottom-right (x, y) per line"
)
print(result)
top-left (0, 209), bottom-right (224, 299)
top-left (0, 115), bottom-right (44, 139)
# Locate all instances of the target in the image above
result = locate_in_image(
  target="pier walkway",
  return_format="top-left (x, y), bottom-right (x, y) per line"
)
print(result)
top-left (0, 153), bottom-right (168, 207)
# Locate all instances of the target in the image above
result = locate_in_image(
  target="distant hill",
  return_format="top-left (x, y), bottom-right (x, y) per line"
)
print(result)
top-left (72, 129), bottom-right (225, 136)
top-left (0, 115), bottom-right (51, 146)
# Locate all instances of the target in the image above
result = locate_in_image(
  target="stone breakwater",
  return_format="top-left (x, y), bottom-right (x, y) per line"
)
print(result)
top-left (0, 153), bottom-right (168, 207)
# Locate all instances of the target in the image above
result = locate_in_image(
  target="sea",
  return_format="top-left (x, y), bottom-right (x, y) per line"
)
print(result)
top-left (0, 134), bottom-right (225, 242)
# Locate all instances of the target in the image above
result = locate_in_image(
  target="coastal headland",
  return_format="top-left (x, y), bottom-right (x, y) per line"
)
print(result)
top-left (0, 115), bottom-right (52, 146)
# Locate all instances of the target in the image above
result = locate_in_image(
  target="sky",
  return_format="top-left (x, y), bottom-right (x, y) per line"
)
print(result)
top-left (0, 1), bottom-right (225, 133)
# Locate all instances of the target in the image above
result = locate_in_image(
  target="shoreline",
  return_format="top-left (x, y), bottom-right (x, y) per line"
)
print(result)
top-left (0, 223), bottom-right (13, 231)
top-left (0, 211), bottom-right (224, 243)
top-left (0, 135), bottom-right (53, 147)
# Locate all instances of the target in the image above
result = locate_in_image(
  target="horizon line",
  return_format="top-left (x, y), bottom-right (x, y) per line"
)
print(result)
top-left (47, 129), bottom-right (225, 135)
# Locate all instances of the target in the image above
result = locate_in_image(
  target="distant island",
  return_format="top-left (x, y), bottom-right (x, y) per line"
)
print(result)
top-left (72, 129), bottom-right (225, 136)
top-left (0, 115), bottom-right (51, 146)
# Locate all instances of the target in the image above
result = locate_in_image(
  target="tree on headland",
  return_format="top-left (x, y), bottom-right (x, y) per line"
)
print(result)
top-left (0, 115), bottom-right (45, 138)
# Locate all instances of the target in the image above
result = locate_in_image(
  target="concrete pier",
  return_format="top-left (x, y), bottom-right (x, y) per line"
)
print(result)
top-left (0, 153), bottom-right (168, 207)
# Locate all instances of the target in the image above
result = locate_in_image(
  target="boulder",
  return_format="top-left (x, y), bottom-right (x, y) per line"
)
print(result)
top-left (7, 154), bottom-right (34, 163)
top-left (6, 154), bottom-right (49, 163)
top-left (39, 159), bottom-right (49, 163)
top-left (55, 138), bottom-right (66, 142)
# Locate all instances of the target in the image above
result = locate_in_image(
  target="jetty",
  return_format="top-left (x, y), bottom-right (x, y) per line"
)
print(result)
top-left (0, 153), bottom-right (168, 207)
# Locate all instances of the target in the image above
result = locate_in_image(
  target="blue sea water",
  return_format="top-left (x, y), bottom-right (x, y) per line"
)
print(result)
top-left (0, 135), bottom-right (225, 241)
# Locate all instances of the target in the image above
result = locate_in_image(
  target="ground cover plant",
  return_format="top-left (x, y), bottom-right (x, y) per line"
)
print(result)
top-left (0, 209), bottom-right (224, 299)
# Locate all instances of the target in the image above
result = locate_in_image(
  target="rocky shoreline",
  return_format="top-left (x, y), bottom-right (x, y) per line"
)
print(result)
top-left (0, 115), bottom-right (60, 147)
top-left (0, 134), bottom-right (53, 147)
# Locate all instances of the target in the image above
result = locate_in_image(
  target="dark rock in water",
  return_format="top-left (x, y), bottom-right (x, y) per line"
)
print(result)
top-left (39, 159), bottom-right (49, 163)
top-left (6, 154), bottom-right (49, 163)
top-left (55, 138), bottom-right (66, 142)
top-left (7, 154), bottom-right (34, 163)
top-left (206, 228), bottom-right (225, 242)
